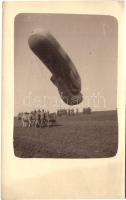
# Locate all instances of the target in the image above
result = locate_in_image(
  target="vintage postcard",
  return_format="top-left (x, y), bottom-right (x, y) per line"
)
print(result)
top-left (2, 1), bottom-right (125, 199)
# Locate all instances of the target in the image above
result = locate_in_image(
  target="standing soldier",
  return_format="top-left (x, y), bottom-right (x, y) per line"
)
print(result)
top-left (35, 109), bottom-right (41, 128)
top-left (40, 109), bottom-right (44, 127)
top-left (71, 108), bottom-right (74, 115)
top-left (68, 109), bottom-right (70, 116)
top-left (76, 108), bottom-right (79, 115)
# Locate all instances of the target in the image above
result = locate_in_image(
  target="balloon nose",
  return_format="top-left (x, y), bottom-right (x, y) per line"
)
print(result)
top-left (29, 29), bottom-right (49, 38)
top-left (28, 29), bottom-right (50, 49)
top-left (28, 34), bottom-right (38, 50)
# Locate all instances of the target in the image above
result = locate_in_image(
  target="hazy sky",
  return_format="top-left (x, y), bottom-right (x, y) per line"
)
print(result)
top-left (14, 14), bottom-right (118, 115)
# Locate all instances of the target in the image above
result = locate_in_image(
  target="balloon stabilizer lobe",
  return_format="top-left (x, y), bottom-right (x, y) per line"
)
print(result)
top-left (28, 29), bottom-right (83, 105)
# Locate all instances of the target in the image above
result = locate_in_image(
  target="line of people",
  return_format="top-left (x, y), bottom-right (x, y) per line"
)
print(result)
top-left (20, 109), bottom-right (56, 128)
top-left (57, 108), bottom-right (79, 116)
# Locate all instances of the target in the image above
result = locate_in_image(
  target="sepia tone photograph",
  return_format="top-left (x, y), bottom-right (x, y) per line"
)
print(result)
top-left (14, 13), bottom-right (118, 158)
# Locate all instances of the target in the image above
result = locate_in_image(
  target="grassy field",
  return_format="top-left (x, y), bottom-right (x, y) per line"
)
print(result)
top-left (13, 110), bottom-right (118, 158)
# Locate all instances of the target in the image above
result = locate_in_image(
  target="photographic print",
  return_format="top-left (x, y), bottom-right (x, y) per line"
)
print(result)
top-left (14, 14), bottom-right (118, 158)
top-left (2, 1), bottom-right (125, 199)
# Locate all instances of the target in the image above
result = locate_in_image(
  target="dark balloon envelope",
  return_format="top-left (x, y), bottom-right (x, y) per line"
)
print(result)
top-left (28, 29), bottom-right (83, 105)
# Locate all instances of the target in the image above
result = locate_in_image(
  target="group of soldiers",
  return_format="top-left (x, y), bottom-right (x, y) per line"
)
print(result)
top-left (18, 109), bottom-right (56, 128)
top-left (18, 107), bottom-right (92, 128)
top-left (57, 108), bottom-right (79, 116)
top-left (57, 107), bottom-right (91, 116)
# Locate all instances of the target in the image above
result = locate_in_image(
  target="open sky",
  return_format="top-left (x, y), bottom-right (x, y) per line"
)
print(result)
top-left (14, 14), bottom-right (118, 115)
